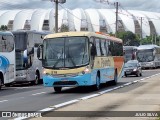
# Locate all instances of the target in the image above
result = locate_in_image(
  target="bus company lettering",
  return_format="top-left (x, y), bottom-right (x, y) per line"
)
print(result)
top-left (101, 58), bottom-right (111, 67)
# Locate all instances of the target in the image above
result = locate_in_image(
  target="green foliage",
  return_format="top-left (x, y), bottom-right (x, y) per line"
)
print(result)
top-left (60, 24), bottom-right (69, 32)
top-left (0, 25), bottom-right (8, 31)
top-left (116, 31), bottom-right (140, 46)
top-left (141, 35), bottom-right (160, 46)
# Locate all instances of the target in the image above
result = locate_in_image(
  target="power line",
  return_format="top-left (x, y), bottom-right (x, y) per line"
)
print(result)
top-left (58, 4), bottom-right (115, 30)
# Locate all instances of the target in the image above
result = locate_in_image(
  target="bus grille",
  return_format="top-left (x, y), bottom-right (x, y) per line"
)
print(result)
top-left (52, 73), bottom-right (78, 78)
top-left (53, 81), bottom-right (78, 86)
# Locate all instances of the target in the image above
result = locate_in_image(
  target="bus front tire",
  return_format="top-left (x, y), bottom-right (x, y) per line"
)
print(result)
top-left (93, 74), bottom-right (100, 91)
top-left (54, 87), bottom-right (62, 93)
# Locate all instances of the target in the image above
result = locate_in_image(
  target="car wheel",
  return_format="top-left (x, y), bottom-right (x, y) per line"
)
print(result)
top-left (140, 73), bottom-right (142, 76)
top-left (125, 74), bottom-right (128, 77)
top-left (136, 72), bottom-right (140, 77)
top-left (5, 83), bottom-right (11, 87)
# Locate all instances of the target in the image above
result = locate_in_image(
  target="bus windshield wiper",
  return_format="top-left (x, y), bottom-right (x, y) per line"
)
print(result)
top-left (52, 49), bottom-right (64, 68)
top-left (67, 53), bottom-right (76, 66)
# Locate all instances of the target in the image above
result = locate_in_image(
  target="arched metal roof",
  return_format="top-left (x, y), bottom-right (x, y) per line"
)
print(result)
top-left (0, 9), bottom-right (159, 38)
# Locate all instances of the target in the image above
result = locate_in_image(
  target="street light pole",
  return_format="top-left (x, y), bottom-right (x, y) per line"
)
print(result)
top-left (115, 2), bottom-right (119, 37)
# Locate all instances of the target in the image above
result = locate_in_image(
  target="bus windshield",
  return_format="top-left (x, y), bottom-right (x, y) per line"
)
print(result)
top-left (125, 54), bottom-right (132, 62)
top-left (0, 35), bottom-right (14, 52)
top-left (137, 49), bottom-right (154, 62)
top-left (43, 36), bottom-right (89, 69)
top-left (16, 50), bottom-right (25, 70)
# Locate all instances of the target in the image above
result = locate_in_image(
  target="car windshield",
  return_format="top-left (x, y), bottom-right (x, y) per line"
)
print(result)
top-left (124, 62), bottom-right (137, 68)
top-left (137, 49), bottom-right (154, 62)
top-left (43, 36), bottom-right (89, 69)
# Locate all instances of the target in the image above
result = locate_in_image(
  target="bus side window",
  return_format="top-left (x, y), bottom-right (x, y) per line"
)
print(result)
top-left (108, 41), bottom-right (112, 56)
top-left (95, 38), bottom-right (101, 56)
top-left (101, 39), bottom-right (106, 56)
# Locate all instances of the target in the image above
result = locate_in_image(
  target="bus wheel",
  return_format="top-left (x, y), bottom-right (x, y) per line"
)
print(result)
top-left (111, 69), bottom-right (118, 85)
top-left (54, 87), bottom-right (62, 93)
top-left (0, 78), bottom-right (2, 90)
top-left (31, 73), bottom-right (39, 85)
top-left (93, 73), bottom-right (100, 90)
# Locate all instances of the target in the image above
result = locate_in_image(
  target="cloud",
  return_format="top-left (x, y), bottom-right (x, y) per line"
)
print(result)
top-left (0, 0), bottom-right (160, 12)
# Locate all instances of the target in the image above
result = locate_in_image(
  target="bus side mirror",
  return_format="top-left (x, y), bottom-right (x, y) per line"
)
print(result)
top-left (37, 45), bottom-right (43, 60)
top-left (27, 47), bottom-right (34, 55)
top-left (90, 44), bottom-right (97, 57)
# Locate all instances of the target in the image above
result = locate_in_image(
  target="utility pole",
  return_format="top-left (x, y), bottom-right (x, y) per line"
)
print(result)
top-left (152, 34), bottom-right (153, 44)
top-left (42, 0), bottom-right (66, 33)
top-left (140, 17), bottom-right (143, 44)
top-left (55, 0), bottom-right (58, 33)
top-left (115, 2), bottom-right (119, 37)
top-left (155, 34), bottom-right (157, 45)
top-left (140, 17), bottom-right (143, 40)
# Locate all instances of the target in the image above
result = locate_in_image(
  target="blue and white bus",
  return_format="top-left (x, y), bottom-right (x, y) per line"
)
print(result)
top-left (37, 32), bottom-right (124, 92)
top-left (0, 31), bottom-right (15, 89)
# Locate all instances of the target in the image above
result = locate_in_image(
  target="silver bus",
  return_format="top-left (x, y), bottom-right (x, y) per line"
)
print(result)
top-left (137, 44), bottom-right (160, 69)
top-left (123, 46), bottom-right (137, 62)
top-left (12, 30), bottom-right (50, 85)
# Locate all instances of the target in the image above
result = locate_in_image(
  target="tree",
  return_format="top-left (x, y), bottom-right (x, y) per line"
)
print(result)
top-left (60, 24), bottom-right (69, 32)
top-left (0, 25), bottom-right (8, 31)
top-left (116, 31), bottom-right (140, 46)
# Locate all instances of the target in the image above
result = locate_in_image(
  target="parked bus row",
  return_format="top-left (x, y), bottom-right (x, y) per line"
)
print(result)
top-left (0, 30), bottom-right (51, 89)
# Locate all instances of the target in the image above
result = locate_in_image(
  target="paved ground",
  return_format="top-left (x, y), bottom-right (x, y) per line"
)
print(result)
top-left (32, 72), bottom-right (160, 120)
top-left (0, 69), bottom-right (160, 120)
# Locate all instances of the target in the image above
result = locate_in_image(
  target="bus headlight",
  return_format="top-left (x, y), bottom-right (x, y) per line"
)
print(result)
top-left (82, 68), bottom-right (90, 74)
top-left (43, 70), bottom-right (50, 75)
top-left (78, 66), bottom-right (90, 75)
top-left (43, 70), bottom-right (46, 75)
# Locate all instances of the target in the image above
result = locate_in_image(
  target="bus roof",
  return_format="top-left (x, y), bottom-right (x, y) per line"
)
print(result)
top-left (137, 44), bottom-right (160, 50)
top-left (44, 31), bottom-right (123, 43)
top-left (12, 30), bottom-right (52, 35)
top-left (0, 31), bottom-right (13, 36)
top-left (123, 46), bottom-right (138, 50)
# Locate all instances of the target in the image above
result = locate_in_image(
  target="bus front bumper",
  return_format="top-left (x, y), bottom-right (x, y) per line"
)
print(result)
top-left (43, 73), bottom-right (92, 87)
top-left (140, 62), bottom-right (155, 68)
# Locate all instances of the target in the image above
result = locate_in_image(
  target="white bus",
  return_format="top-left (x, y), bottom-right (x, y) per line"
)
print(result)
top-left (0, 31), bottom-right (15, 89)
top-left (12, 30), bottom-right (50, 85)
top-left (137, 44), bottom-right (160, 69)
top-left (123, 46), bottom-right (137, 62)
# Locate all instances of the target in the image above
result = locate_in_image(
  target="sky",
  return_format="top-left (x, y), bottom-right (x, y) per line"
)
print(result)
top-left (0, 0), bottom-right (160, 13)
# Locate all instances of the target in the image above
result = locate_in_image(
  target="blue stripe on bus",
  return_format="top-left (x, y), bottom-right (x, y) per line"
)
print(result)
top-left (43, 67), bottom-right (116, 87)
top-left (0, 56), bottom-right (10, 73)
